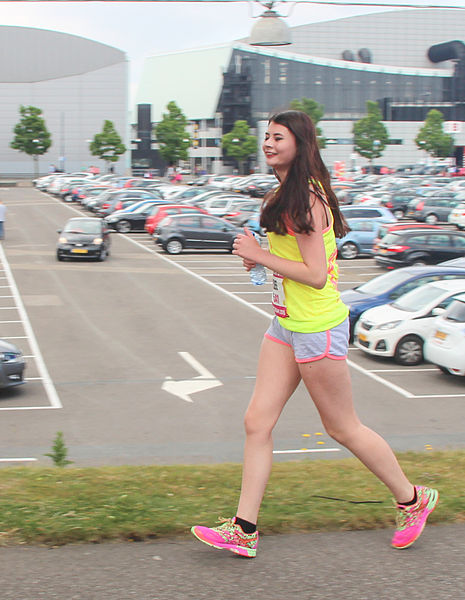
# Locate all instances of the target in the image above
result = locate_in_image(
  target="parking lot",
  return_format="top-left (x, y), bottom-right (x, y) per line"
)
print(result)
top-left (0, 186), bottom-right (463, 467)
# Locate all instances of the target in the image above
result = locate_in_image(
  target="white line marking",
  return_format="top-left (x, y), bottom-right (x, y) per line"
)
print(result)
top-left (87, 220), bottom-right (454, 401)
top-left (0, 458), bottom-right (37, 462)
top-left (347, 359), bottom-right (414, 398)
top-left (0, 320), bottom-right (22, 323)
top-left (0, 295), bottom-right (14, 298)
top-left (0, 244), bottom-right (62, 410)
top-left (273, 448), bottom-right (341, 454)
top-left (3, 336), bottom-right (28, 339)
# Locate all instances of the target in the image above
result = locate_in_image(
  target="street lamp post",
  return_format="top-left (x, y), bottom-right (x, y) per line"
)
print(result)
top-left (372, 139), bottom-right (380, 173)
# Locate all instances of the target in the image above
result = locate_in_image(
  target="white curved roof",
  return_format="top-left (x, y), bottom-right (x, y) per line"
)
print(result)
top-left (0, 25), bottom-right (126, 83)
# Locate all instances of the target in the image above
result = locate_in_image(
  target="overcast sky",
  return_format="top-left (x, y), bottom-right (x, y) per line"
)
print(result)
top-left (2, 0), bottom-right (463, 100)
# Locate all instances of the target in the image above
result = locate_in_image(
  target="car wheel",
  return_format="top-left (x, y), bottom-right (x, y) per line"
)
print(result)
top-left (56, 252), bottom-right (64, 262)
top-left (165, 239), bottom-right (183, 255)
top-left (116, 220), bottom-right (131, 233)
top-left (63, 194), bottom-right (72, 202)
top-left (97, 248), bottom-right (106, 262)
top-left (339, 242), bottom-right (358, 260)
top-left (394, 334), bottom-right (423, 366)
top-left (425, 213), bottom-right (439, 224)
top-left (393, 209), bottom-right (404, 219)
top-left (410, 256), bottom-right (427, 266)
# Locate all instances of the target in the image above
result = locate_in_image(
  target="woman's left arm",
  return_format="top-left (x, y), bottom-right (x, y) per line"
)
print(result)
top-left (233, 198), bottom-right (328, 289)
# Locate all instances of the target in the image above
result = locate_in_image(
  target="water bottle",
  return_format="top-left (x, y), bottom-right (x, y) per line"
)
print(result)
top-left (249, 232), bottom-right (267, 286)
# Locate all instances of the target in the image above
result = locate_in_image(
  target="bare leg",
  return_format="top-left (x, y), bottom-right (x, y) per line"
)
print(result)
top-left (298, 358), bottom-right (414, 504)
top-left (236, 337), bottom-right (301, 524)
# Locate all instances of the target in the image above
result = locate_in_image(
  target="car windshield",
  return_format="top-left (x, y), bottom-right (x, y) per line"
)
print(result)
top-left (64, 220), bottom-right (101, 235)
top-left (392, 284), bottom-right (446, 312)
top-left (444, 299), bottom-right (465, 323)
top-left (355, 269), bottom-right (414, 295)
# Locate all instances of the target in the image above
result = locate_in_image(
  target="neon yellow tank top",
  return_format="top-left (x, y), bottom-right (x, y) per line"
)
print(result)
top-left (267, 212), bottom-right (349, 333)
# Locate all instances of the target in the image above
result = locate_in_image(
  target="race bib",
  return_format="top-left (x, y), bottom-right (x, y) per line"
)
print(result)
top-left (272, 273), bottom-right (289, 318)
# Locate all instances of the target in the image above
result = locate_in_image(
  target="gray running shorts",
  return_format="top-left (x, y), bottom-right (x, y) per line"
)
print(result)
top-left (264, 317), bottom-right (349, 363)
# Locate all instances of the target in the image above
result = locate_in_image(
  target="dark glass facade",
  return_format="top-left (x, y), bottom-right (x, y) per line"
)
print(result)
top-left (218, 48), bottom-right (463, 131)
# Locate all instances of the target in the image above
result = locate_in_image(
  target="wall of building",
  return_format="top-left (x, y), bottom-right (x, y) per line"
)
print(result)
top-left (0, 26), bottom-right (128, 177)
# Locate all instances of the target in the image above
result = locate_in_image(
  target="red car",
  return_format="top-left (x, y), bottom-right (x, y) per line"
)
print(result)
top-left (145, 204), bottom-right (209, 235)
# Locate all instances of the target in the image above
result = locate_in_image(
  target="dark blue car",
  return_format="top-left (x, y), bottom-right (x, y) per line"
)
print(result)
top-left (341, 265), bottom-right (465, 340)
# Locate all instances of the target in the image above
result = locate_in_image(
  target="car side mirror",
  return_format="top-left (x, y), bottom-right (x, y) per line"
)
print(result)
top-left (57, 229), bottom-right (62, 233)
top-left (432, 307), bottom-right (445, 316)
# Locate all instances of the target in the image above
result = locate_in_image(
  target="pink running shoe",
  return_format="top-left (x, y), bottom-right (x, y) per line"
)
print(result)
top-left (191, 518), bottom-right (258, 558)
top-left (391, 485), bottom-right (439, 549)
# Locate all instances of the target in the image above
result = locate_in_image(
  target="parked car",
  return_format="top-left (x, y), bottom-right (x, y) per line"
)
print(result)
top-left (406, 195), bottom-right (463, 224)
top-left (195, 195), bottom-right (252, 216)
top-left (104, 200), bottom-right (168, 232)
top-left (448, 202), bottom-right (465, 230)
top-left (381, 192), bottom-right (418, 219)
top-left (145, 204), bottom-right (208, 236)
top-left (223, 200), bottom-right (262, 227)
top-left (154, 213), bottom-right (242, 254)
top-left (56, 217), bottom-right (111, 261)
top-left (340, 205), bottom-right (396, 220)
top-left (372, 222), bottom-right (443, 253)
top-left (374, 229), bottom-right (465, 268)
top-left (340, 264), bottom-right (465, 339)
top-left (353, 278), bottom-right (465, 365)
top-left (337, 218), bottom-right (396, 259)
top-left (0, 339), bottom-right (26, 389)
top-left (424, 292), bottom-right (465, 376)
top-left (93, 189), bottom-right (162, 217)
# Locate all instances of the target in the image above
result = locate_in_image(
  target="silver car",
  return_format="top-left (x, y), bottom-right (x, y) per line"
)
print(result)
top-left (0, 339), bottom-right (25, 389)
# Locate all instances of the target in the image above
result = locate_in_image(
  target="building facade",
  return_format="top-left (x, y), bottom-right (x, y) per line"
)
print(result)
top-left (135, 8), bottom-right (465, 173)
top-left (1, 26), bottom-right (128, 176)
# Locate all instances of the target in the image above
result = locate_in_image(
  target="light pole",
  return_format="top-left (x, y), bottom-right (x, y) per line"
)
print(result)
top-left (371, 139), bottom-right (380, 174)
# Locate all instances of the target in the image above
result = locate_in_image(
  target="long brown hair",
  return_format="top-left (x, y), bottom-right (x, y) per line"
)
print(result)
top-left (260, 110), bottom-right (349, 238)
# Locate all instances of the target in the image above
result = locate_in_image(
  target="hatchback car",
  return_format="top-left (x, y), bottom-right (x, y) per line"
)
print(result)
top-left (154, 213), bottom-right (242, 254)
top-left (448, 202), bottom-right (465, 230)
top-left (424, 292), bottom-right (465, 376)
top-left (354, 278), bottom-right (465, 365)
top-left (145, 204), bottom-right (208, 236)
top-left (372, 222), bottom-right (442, 254)
top-left (340, 205), bottom-right (396, 220)
top-left (337, 218), bottom-right (396, 259)
top-left (0, 339), bottom-right (26, 389)
top-left (56, 217), bottom-right (111, 261)
top-left (374, 229), bottom-right (465, 268)
top-left (340, 265), bottom-right (465, 339)
top-left (406, 195), bottom-right (463, 224)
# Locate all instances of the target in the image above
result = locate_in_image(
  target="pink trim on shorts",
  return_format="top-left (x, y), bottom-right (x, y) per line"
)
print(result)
top-left (264, 332), bottom-right (291, 347)
top-left (296, 353), bottom-right (347, 363)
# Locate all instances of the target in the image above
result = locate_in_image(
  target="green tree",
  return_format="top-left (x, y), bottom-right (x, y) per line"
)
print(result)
top-left (222, 121), bottom-right (257, 174)
top-left (10, 105), bottom-right (52, 178)
top-left (154, 101), bottom-right (191, 166)
top-left (415, 109), bottom-right (454, 159)
top-left (352, 101), bottom-right (389, 172)
top-left (89, 120), bottom-right (126, 172)
top-left (289, 97), bottom-right (326, 148)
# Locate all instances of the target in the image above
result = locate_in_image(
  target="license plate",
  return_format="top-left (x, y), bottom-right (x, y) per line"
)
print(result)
top-left (358, 333), bottom-right (367, 342)
top-left (434, 330), bottom-right (447, 341)
top-left (71, 248), bottom-right (88, 254)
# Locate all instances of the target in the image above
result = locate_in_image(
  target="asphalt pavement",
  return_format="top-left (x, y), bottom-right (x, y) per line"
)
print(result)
top-left (1, 524), bottom-right (463, 599)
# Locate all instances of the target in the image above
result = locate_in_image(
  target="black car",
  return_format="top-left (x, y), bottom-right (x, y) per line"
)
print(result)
top-left (406, 195), bottom-right (464, 224)
top-left (104, 200), bottom-right (168, 232)
top-left (56, 217), bottom-right (111, 261)
top-left (381, 192), bottom-right (418, 219)
top-left (154, 213), bottom-right (242, 254)
top-left (374, 229), bottom-right (465, 268)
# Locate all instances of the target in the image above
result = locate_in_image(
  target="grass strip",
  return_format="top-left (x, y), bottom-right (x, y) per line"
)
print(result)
top-left (0, 450), bottom-right (463, 546)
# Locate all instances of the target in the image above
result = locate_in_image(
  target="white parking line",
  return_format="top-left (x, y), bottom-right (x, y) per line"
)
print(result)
top-left (0, 244), bottom-right (62, 411)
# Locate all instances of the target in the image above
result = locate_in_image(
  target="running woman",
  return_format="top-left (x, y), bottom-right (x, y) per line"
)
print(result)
top-left (191, 110), bottom-right (438, 558)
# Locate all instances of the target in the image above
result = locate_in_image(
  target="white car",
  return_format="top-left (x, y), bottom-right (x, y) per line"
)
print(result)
top-left (354, 278), bottom-right (465, 365)
top-left (448, 202), bottom-right (465, 230)
top-left (424, 292), bottom-right (465, 376)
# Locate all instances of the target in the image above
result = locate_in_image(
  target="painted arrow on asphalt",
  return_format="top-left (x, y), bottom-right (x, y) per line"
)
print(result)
top-left (162, 351), bottom-right (222, 403)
